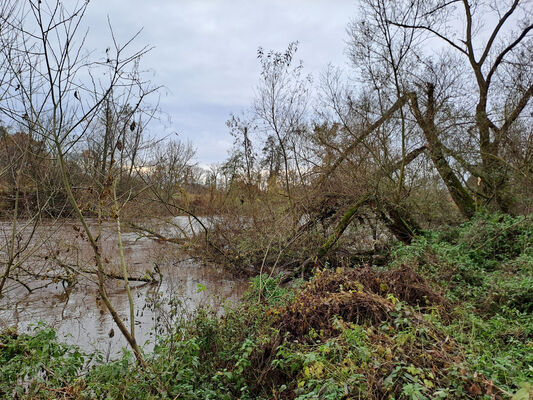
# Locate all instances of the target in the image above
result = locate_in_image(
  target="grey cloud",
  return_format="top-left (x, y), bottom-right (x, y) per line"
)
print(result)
top-left (84, 0), bottom-right (356, 163)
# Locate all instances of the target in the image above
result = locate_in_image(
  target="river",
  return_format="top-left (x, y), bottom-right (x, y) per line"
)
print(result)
top-left (0, 217), bottom-right (248, 358)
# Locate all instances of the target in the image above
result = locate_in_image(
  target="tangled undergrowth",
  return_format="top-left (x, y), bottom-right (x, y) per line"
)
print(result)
top-left (1, 213), bottom-right (532, 399)
top-left (278, 265), bottom-right (449, 340)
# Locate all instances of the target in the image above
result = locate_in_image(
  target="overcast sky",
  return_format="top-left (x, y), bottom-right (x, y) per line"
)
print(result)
top-left (84, 0), bottom-right (357, 164)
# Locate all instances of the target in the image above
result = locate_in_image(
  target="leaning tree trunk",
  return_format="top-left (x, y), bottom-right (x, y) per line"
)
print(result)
top-left (294, 145), bottom-right (430, 278)
top-left (410, 85), bottom-right (476, 218)
top-left (375, 199), bottom-right (421, 244)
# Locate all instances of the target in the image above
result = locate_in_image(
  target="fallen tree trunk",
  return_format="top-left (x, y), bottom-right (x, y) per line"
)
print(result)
top-left (316, 193), bottom-right (372, 260)
top-left (317, 145), bottom-right (427, 257)
top-left (291, 145), bottom-right (428, 279)
top-left (128, 222), bottom-right (187, 245)
top-left (54, 258), bottom-right (158, 283)
top-left (376, 200), bottom-right (421, 245)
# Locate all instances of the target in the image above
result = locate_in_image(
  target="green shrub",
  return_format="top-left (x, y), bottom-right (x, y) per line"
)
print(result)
top-left (0, 324), bottom-right (87, 399)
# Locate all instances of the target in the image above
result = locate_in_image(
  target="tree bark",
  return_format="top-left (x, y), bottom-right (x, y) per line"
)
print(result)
top-left (410, 86), bottom-right (476, 218)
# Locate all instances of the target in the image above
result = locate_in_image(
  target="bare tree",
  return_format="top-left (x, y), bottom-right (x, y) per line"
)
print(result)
top-left (366, 0), bottom-right (533, 215)
top-left (253, 42), bottom-right (311, 211)
top-left (226, 114), bottom-right (256, 186)
top-left (0, 0), bottom-right (161, 365)
top-left (148, 137), bottom-right (196, 202)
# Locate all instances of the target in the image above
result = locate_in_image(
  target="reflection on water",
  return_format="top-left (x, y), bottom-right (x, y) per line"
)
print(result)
top-left (0, 218), bottom-right (248, 357)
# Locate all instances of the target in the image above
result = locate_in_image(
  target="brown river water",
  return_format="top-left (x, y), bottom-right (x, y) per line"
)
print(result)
top-left (0, 217), bottom-right (248, 358)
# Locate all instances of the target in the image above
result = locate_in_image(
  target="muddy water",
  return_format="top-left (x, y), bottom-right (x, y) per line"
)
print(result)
top-left (0, 218), bottom-right (248, 357)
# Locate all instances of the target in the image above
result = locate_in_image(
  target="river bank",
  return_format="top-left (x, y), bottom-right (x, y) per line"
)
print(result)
top-left (1, 213), bottom-right (531, 399)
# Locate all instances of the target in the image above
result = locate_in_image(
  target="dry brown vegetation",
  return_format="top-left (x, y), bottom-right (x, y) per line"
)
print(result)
top-left (278, 266), bottom-right (449, 340)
